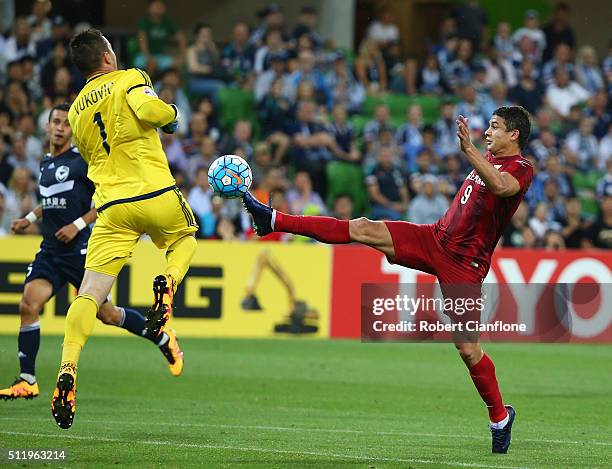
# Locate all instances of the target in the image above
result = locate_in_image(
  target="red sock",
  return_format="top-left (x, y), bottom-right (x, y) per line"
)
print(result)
top-left (274, 212), bottom-right (351, 244)
top-left (468, 353), bottom-right (508, 423)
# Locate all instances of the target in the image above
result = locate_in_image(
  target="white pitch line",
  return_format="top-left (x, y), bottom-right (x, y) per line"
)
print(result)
top-left (0, 430), bottom-right (534, 469)
top-left (143, 421), bottom-right (612, 448)
top-left (1, 415), bottom-right (609, 447)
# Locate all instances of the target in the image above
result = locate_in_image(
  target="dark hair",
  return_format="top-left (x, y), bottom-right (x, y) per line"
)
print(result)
top-left (49, 103), bottom-right (71, 122)
top-left (158, 85), bottom-right (175, 98)
top-left (544, 178), bottom-right (559, 188)
top-left (263, 27), bottom-right (282, 42)
top-left (19, 113), bottom-right (35, 122)
top-left (19, 55), bottom-right (35, 64)
top-left (161, 67), bottom-right (180, 78)
top-left (422, 124), bottom-right (435, 134)
top-left (193, 22), bottom-right (210, 37)
top-left (69, 28), bottom-right (108, 76)
top-left (334, 193), bottom-right (353, 202)
top-left (493, 106), bottom-right (531, 149)
top-left (52, 39), bottom-right (67, 50)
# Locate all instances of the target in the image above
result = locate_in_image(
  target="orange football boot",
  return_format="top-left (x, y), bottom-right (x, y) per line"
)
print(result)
top-left (159, 328), bottom-right (184, 377)
top-left (51, 363), bottom-right (77, 429)
top-left (145, 274), bottom-right (176, 339)
top-left (0, 378), bottom-right (39, 400)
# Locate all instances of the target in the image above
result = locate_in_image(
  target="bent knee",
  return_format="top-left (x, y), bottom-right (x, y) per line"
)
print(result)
top-left (455, 342), bottom-right (482, 364)
top-left (349, 217), bottom-right (379, 243)
top-left (19, 299), bottom-right (41, 322)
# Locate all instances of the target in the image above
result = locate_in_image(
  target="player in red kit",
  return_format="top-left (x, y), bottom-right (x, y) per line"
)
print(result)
top-left (242, 106), bottom-right (533, 454)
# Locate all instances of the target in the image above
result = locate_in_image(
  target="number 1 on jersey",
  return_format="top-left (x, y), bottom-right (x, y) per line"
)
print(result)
top-left (93, 112), bottom-right (110, 155)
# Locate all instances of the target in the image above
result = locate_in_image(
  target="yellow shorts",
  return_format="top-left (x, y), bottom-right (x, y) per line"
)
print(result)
top-left (86, 187), bottom-right (198, 277)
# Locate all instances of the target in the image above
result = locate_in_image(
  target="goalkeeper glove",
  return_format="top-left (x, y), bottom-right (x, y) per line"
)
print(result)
top-left (161, 104), bottom-right (179, 134)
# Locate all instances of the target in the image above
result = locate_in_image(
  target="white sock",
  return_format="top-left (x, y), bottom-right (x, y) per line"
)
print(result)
top-left (490, 412), bottom-right (510, 429)
top-left (19, 321), bottom-right (40, 332)
top-left (156, 333), bottom-right (169, 347)
top-left (271, 209), bottom-right (277, 230)
top-left (19, 373), bottom-right (36, 385)
top-left (117, 307), bottom-right (126, 327)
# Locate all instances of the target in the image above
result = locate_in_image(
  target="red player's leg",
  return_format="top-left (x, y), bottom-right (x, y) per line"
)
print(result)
top-left (244, 191), bottom-right (396, 257)
top-left (274, 212), bottom-right (351, 244)
top-left (455, 340), bottom-right (508, 424)
top-left (439, 263), bottom-right (508, 425)
top-left (469, 353), bottom-right (509, 424)
top-left (274, 212), bottom-right (396, 258)
top-left (437, 252), bottom-right (514, 452)
top-left (349, 218), bottom-right (395, 258)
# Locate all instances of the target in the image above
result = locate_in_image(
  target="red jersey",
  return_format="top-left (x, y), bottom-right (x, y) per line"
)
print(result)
top-left (434, 152), bottom-right (533, 275)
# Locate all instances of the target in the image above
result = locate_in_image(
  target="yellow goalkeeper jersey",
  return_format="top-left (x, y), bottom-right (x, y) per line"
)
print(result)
top-left (68, 68), bottom-right (177, 211)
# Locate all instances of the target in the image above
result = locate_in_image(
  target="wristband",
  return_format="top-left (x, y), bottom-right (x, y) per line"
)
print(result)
top-left (73, 217), bottom-right (87, 231)
top-left (25, 211), bottom-right (38, 224)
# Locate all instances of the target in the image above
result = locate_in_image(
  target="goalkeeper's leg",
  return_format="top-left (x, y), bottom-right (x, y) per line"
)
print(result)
top-left (145, 235), bottom-right (197, 338)
top-left (52, 270), bottom-right (115, 429)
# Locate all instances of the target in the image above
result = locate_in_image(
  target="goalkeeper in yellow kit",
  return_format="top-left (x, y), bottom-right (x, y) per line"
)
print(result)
top-left (51, 29), bottom-right (198, 429)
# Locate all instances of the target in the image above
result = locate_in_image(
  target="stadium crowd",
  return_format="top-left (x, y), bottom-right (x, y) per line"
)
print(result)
top-left (0, 0), bottom-right (611, 249)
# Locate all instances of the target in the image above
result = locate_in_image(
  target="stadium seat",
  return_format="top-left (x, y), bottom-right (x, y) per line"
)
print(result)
top-left (325, 160), bottom-right (370, 215)
top-left (413, 95), bottom-right (443, 125)
top-left (218, 87), bottom-right (261, 139)
top-left (362, 93), bottom-right (442, 126)
top-left (125, 37), bottom-right (139, 68)
top-left (573, 170), bottom-right (603, 218)
top-left (337, 46), bottom-right (355, 65)
top-left (348, 115), bottom-right (370, 137)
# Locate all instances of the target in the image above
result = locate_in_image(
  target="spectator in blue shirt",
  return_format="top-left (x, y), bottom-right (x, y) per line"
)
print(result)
top-left (222, 22), bottom-right (255, 84)
top-left (541, 43), bottom-right (574, 86)
top-left (585, 90), bottom-right (611, 140)
top-left (249, 4), bottom-right (286, 48)
top-left (292, 7), bottom-right (322, 50)
top-left (529, 129), bottom-right (559, 161)
top-left (434, 100), bottom-right (459, 158)
top-left (286, 50), bottom-right (330, 107)
top-left (288, 100), bottom-right (335, 197)
top-left (363, 104), bottom-right (393, 151)
top-left (444, 39), bottom-right (473, 91)
top-left (575, 45), bottom-right (605, 93)
top-left (538, 154), bottom-right (576, 198)
top-left (365, 145), bottom-right (409, 221)
top-left (325, 51), bottom-right (365, 113)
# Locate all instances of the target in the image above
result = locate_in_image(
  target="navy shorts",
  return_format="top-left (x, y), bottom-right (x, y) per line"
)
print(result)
top-left (25, 249), bottom-right (86, 295)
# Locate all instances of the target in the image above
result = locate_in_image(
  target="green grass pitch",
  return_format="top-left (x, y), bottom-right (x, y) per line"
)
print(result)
top-left (0, 335), bottom-right (610, 468)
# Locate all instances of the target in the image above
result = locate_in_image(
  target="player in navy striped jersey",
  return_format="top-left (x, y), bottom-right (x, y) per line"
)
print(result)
top-left (0, 104), bottom-right (183, 401)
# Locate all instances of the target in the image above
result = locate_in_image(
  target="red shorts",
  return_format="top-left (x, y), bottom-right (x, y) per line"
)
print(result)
top-left (384, 221), bottom-right (485, 334)
top-left (384, 221), bottom-right (484, 284)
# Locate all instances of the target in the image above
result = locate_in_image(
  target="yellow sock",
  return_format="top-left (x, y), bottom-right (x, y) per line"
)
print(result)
top-left (165, 235), bottom-right (197, 286)
top-left (60, 294), bottom-right (99, 368)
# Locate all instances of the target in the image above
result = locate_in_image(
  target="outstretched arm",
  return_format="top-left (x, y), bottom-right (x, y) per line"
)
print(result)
top-left (456, 115), bottom-right (520, 198)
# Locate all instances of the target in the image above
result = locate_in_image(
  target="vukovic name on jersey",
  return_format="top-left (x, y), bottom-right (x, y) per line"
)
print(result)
top-left (73, 82), bottom-right (114, 115)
